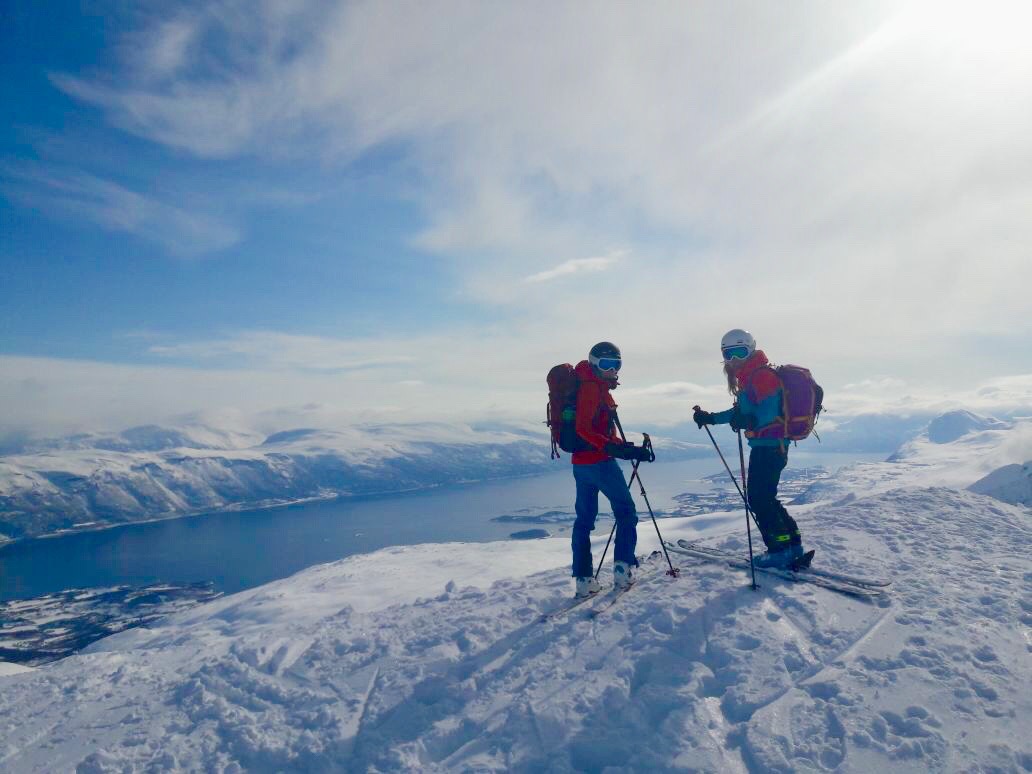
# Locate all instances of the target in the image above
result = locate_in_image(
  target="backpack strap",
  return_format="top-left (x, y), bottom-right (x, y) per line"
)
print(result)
top-left (548, 402), bottom-right (560, 459)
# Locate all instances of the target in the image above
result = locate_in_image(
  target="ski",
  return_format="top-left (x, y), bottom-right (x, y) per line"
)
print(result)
top-left (673, 540), bottom-right (890, 587)
top-left (541, 552), bottom-right (674, 623)
top-left (669, 539), bottom-right (885, 597)
top-left (586, 551), bottom-right (677, 619)
top-left (665, 540), bottom-right (888, 598)
top-left (539, 586), bottom-right (611, 622)
top-left (585, 584), bottom-right (636, 619)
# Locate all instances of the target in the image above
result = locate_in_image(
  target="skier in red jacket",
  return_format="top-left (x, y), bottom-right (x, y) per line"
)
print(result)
top-left (570, 342), bottom-right (650, 597)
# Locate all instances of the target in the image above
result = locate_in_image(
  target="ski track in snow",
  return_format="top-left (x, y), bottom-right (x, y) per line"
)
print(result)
top-left (0, 485), bottom-right (1028, 772)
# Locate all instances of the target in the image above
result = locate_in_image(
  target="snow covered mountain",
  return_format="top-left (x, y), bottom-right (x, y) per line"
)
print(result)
top-left (882, 410), bottom-right (1019, 462)
top-left (0, 422), bottom-right (707, 542)
top-left (0, 410), bottom-right (1029, 771)
top-left (970, 460), bottom-right (1032, 507)
top-left (794, 411), bottom-right (1032, 506)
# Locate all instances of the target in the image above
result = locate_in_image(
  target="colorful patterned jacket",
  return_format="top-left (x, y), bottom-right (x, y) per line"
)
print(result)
top-left (711, 350), bottom-right (785, 448)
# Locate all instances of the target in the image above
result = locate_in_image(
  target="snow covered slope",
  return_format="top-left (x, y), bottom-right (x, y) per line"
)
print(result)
top-left (0, 422), bottom-right (706, 542)
top-left (969, 461), bottom-right (1032, 507)
top-left (1, 410), bottom-right (1028, 771)
top-left (795, 411), bottom-right (1032, 506)
top-left (0, 483), bottom-right (1028, 771)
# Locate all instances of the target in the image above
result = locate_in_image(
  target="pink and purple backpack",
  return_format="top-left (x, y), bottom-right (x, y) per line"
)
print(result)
top-left (754, 364), bottom-right (824, 441)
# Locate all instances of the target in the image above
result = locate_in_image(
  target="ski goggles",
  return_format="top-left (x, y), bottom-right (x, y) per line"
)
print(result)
top-left (593, 357), bottom-right (622, 372)
top-left (722, 345), bottom-right (751, 361)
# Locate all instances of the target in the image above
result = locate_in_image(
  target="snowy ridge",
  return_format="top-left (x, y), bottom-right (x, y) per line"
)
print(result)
top-left (794, 412), bottom-right (1032, 506)
top-left (0, 485), bottom-right (1029, 771)
top-left (0, 422), bottom-right (705, 542)
top-left (969, 460), bottom-right (1032, 508)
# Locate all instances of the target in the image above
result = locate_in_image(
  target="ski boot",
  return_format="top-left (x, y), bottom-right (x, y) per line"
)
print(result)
top-left (575, 576), bottom-right (602, 598)
top-left (752, 543), bottom-right (805, 569)
top-left (613, 560), bottom-right (635, 590)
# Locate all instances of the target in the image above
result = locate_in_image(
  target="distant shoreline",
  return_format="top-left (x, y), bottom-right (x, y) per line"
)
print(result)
top-left (0, 469), bottom-right (554, 551)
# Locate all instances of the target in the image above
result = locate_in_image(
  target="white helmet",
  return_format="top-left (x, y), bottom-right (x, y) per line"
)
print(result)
top-left (720, 329), bottom-right (756, 360)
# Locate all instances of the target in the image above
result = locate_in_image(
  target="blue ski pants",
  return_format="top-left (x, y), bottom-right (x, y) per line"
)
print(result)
top-left (571, 459), bottom-right (638, 577)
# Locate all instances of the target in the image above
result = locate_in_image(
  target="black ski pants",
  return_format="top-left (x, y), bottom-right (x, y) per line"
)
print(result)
top-left (747, 445), bottom-right (801, 552)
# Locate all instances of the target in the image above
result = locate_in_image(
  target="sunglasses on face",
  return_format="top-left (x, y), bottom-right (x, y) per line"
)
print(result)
top-left (722, 346), bottom-right (751, 361)
top-left (595, 357), bottom-right (622, 371)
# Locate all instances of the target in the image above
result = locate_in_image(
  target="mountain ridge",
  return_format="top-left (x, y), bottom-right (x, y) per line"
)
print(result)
top-left (0, 422), bottom-right (708, 542)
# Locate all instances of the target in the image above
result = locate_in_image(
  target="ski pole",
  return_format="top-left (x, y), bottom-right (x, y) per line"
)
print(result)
top-left (591, 438), bottom-right (665, 578)
top-left (594, 456), bottom-right (636, 580)
top-left (701, 426), bottom-right (745, 501)
top-left (594, 418), bottom-right (678, 578)
top-left (594, 412), bottom-right (636, 579)
top-left (692, 406), bottom-right (759, 530)
top-left (737, 429), bottom-right (759, 590)
top-left (610, 421), bottom-right (676, 577)
top-left (629, 436), bottom-right (679, 577)
top-left (593, 414), bottom-right (630, 580)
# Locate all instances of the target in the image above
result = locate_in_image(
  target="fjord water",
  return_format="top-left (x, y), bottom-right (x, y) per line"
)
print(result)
top-left (0, 453), bottom-right (878, 601)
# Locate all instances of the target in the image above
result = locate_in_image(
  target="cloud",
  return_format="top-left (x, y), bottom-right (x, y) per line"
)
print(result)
top-left (52, 2), bottom-right (1032, 312)
top-left (4, 340), bottom-right (1030, 445)
top-left (148, 331), bottom-right (415, 372)
top-left (524, 252), bottom-right (623, 283)
top-left (122, 17), bottom-right (198, 80)
top-left (1, 162), bottom-right (239, 255)
top-left (5, 0), bottom-right (1027, 415)
top-left (819, 374), bottom-right (1032, 419)
top-left (841, 377), bottom-right (908, 393)
top-left (620, 382), bottom-right (722, 400)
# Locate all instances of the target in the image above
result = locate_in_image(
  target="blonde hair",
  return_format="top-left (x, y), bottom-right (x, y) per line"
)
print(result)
top-left (724, 361), bottom-right (740, 397)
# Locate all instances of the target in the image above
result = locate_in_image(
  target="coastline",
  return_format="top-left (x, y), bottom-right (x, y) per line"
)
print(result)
top-left (0, 469), bottom-right (552, 551)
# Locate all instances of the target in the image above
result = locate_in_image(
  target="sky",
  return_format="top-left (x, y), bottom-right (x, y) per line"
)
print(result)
top-left (2, 0), bottom-right (1032, 442)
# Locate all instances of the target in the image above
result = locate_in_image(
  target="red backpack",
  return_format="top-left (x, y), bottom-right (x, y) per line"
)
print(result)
top-left (546, 364), bottom-right (594, 458)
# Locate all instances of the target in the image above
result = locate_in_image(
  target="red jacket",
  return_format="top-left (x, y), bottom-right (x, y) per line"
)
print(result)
top-left (572, 360), bottom-right (621, 465)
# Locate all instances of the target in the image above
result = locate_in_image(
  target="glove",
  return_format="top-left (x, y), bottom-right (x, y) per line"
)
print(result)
top-left (604, 441), bottom-right (637, 460)
top-left (729, 406), bottom-right (744, 432)
top-left (693, 408), bottom-right (715, 428)
top-left (629, 444), bottom-right (655, 463)
top-left (605, 442), bottom-right (654, 463)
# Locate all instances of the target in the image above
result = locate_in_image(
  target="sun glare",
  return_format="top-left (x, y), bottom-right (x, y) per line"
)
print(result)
top-left (903, 0), bottom-right (1032, 59)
